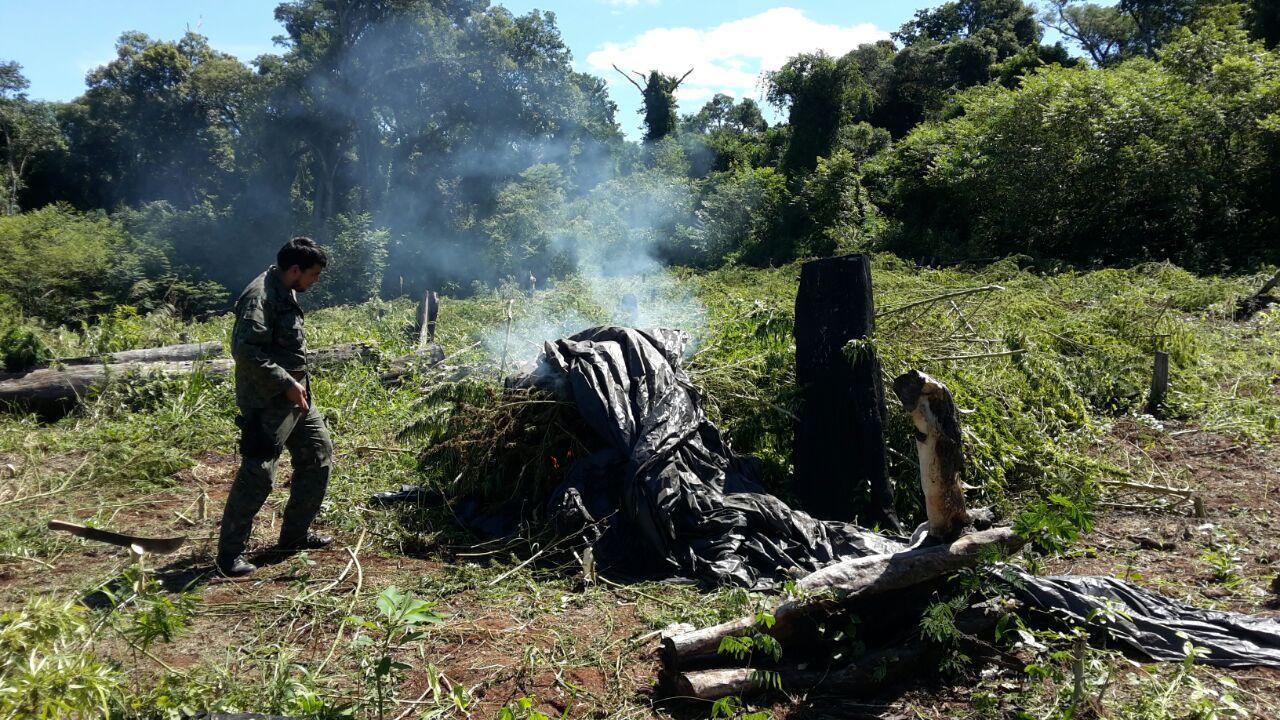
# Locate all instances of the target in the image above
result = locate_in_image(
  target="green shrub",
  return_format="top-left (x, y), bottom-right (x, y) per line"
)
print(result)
top-left (0, 598), bottom-right (123, 718)
top-left (0, 326), bottom-right (50, 371)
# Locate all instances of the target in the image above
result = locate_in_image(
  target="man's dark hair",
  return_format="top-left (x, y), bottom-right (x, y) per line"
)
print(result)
top-left (277, 237), bottom-right (328, 271)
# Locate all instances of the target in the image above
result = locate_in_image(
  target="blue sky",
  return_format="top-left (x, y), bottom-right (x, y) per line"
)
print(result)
top-left (2, 1), bottom-right (951, 137)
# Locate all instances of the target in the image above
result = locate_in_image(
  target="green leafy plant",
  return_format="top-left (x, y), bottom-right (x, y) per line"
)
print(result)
top-left (1016, 493), bottom-right (1096, 555)
top-left (83, 304), bottom-right (145, 355)
top-left (349, 586), bottom-right (444, 720)
top-left (716, 606), bottom-right (784, 702)
top-left (0, 597), bottom-right (123, 718)
top-left (499, 696), bottom-right (564, 720)
top-left (1201, 547), bottom-right (1243, 588)
top-left (709, 695), bottom-right (770, 720)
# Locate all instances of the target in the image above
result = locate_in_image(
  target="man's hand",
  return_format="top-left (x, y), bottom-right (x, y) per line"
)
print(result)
top-left (285, 381), bottom-right (309, 411)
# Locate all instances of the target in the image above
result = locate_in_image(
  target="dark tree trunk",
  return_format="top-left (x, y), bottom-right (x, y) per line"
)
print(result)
top-left (793, 254), bottom-right (898, 530)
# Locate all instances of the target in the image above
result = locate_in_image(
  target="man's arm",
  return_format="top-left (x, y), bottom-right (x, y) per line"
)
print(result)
top-left (232, 298), bottom-right (302, 403)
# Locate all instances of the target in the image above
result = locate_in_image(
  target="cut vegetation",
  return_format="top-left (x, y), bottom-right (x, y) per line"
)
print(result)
top-left (2, 259), bottom-right (1277, 718)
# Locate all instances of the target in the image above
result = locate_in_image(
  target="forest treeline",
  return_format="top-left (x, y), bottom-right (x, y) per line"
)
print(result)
top-left (1, 0), bottom-right (1279, 324)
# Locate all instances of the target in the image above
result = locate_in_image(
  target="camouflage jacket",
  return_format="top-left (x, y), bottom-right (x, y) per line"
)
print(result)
top-left (231, 266), bottom-right (308, 409)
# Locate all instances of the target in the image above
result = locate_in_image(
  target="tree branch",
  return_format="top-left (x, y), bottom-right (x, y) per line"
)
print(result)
top-left (612, 64), bottom-right (645, 94)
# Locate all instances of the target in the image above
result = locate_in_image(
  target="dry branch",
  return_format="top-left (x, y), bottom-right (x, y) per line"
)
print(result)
top-left (661, 527), bottom-right (1024, 668)
top-left (878, 285), bottom-right (1004, 317)
top-left (1098, 478), bottom-right (1195, 498)
top-left (667, 601), bottom-right (1006, 701)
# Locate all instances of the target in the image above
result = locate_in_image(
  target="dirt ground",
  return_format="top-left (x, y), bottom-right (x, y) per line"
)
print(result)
top-left (4, 421), bottom-right (1280, 718)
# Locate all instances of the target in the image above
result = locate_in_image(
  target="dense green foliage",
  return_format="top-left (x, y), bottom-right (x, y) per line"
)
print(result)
top-left (1, 0), bottom-right (1277, 326)
top-left (877, 10), bottom-right (1280, 269)
top-left (0, 205), bottom-right (226, 325)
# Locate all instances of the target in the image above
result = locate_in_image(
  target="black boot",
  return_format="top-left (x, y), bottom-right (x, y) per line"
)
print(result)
top-left (277, 532), bottom-right (334, 551)
top-left (217, 555), bottom-right (256, 577)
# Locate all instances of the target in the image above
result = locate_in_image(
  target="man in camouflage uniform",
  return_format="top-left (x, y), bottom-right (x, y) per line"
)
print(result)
top-left (217, 237), bottom-right (334, 577)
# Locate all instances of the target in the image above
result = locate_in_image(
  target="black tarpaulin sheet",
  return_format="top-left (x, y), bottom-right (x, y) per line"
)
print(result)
top-left (530, 326), bottom-right (900, 589)
top-left (1005, 568), bottom-right (1280, 667)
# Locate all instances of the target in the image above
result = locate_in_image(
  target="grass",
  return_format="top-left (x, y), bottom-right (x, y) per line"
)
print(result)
top-left (0, 257), bottom-right (1277, 718)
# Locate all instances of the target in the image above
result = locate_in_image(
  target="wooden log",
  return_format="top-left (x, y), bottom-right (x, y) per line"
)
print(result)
top-left (793, 254), bottom-right (898, 530)
top-left (667, 602), bottom-right (1005, 701)
top-left (795, 527), bottom-right (1022, 593)
top-left (379, 345), bottom-right (446, 386)
top-left (669, 668), bottom-right (768, 700)
top-left (60, 341), bottom-right (224, 366)
top-left (0, 342), bottom-right (376, 418)
top-left (303, 342), bottom-right (377, 368)
top-left (661, 527), bottom-right (1024, 667)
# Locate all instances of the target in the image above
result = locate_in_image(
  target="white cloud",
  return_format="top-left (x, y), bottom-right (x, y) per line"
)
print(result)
top-left (586, 7), bottom-right (888, 110)
top-left (600, 0), bottom-right (660, 7)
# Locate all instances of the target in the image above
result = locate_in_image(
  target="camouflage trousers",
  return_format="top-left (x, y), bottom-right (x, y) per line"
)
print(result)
top-left (217, 398), bottom-right (333, 562)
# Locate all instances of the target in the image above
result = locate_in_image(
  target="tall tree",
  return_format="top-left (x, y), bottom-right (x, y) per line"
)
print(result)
top-left (1044, 0), bottom-right (1217, 65)
top-left (60, 32), bottom-right (253, 209)
top-left (0, 62), bottom-right (64, 215)
top-left (614, 66), bottom-right (693, 143)
top-left (865, 0), bottom-right (1056, 136)
top-left (767, 52), bottom-right (873, 176)
top-left (1042, 0), bottom-right (1136, 65)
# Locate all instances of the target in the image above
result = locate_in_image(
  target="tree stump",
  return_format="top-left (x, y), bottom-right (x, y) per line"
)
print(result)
top-left (793, 254), bottom-right (898, 530)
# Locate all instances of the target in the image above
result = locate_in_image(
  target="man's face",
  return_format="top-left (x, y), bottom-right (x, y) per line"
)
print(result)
top-left (296, 264), bottom-right (324, 292)
top-left (283, 264), bottom-right (324, 292)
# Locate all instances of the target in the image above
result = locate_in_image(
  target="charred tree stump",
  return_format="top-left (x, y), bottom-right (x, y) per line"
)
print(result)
top-left (794, 254), bottom-right (898, 530)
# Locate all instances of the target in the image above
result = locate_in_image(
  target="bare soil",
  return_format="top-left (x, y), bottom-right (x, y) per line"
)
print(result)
top-left (4, 422), bottom-right (1280, 717)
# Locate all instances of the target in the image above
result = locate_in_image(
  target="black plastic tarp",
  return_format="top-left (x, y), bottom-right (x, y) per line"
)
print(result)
top-left (529, 326), bottom-right (900, 588)
top-left (1005, 568), bottom-right (1280, 667)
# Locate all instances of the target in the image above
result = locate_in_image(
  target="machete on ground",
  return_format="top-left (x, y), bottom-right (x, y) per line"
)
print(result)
top-left (48, 519), bottom-right (187, 554)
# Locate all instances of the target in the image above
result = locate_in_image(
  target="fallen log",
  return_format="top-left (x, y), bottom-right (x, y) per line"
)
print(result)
top-left (59, 341), bottom-right (223, 366)
top-left (1234, 268), bottom-right (1280, 320)
top-left (661, 527), bottom-right (1024, 668)
top-left (379, 345), bottom-right (446, 386)
top-left (0, 342), bottom-right (376, 418)
top-left (667, 601), bottom-right (1006, 701)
